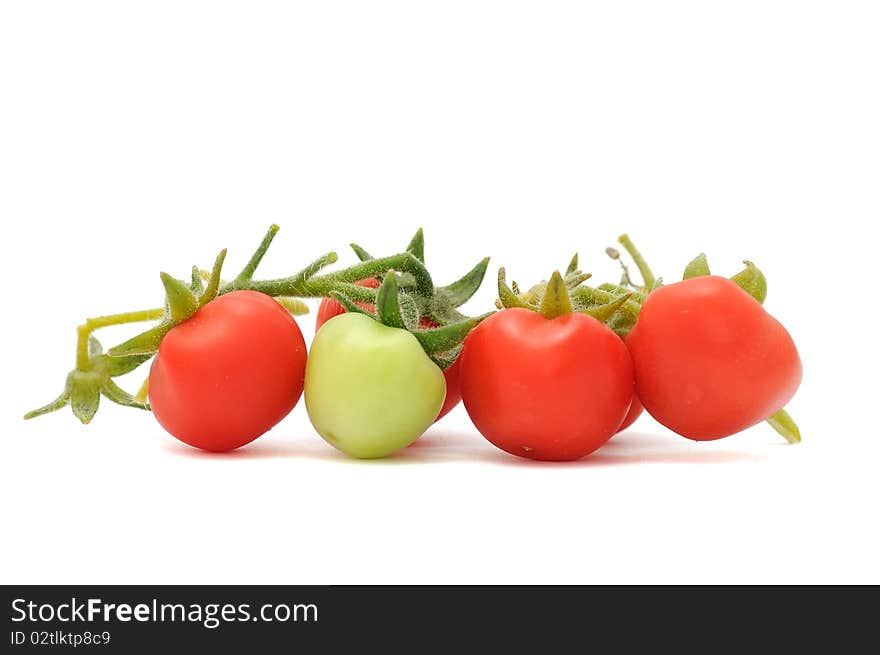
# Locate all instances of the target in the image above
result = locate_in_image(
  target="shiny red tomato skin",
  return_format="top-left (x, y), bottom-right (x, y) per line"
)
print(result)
top-left (149, 290), bottom-right (307, 452)
top-left (460, 308), bottom-right (635, 461)
top-left (627, 276), bottom-right (802, 441)
top-left (315, 278), bottom-right (461, 421)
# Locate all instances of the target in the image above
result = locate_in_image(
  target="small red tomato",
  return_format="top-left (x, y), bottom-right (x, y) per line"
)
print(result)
top-left (627, 276), bottom-right (801, 440)
top-left (614, 333), bottom-right (644, 434)
top-left (460, 308), bottom-right (634, 461)
top-left (316, 278), bottom-right (461, 421)
top-left (616, 394), bottom-right (644, 433)
top-left (149, 290), bottom-right (307, 452)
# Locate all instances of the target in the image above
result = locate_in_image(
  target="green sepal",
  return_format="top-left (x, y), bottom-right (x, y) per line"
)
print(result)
top-left (497, 268), bottom-right (535, 310)
top-left (87, 336), bottom-right (103, 356)
top-left (350, 243), bottom-right (373, 262)
top-left (731, 260), bottom-right (767, 304)
top-left (412, 312), bottom-right (493, 355)
top-left (565, 253), bottom-right (579, 276)
top-left (406, 228), bottom-right (425, 262)
top-left (580, 292), bottom-right (633, 322)
top-left (683, 253), bottom-right (710, 280)
top-left (426, 303), bottom-right (467, 326)
top-left (161, 273), bottom-right (199, 323)
top-left (538, 271), bottom-right (573, 319)
top-left (190, 265), bottom-right (205, 294)
top-left (108, 323), bottom-right (172, 357)
top-left (68, 370), bottom-right (102, 424)
top-left (430, 344), bottom-right (463, 371)
top-left (100, 379), bottom-right (150, 410)
top-left (565, 271), bottom-right (592, 288)
top-left (200, 249), bottom-right (227, 305)
top-left (397, 292), bottom-right (420, 330)
top-left (101, 352), bottom-right (154, 377)
top-left (24, 391), bottom-right (69, 420)
top-left (597, 283), bottom-right (646, 304)
top-left (375, 272), bottom-right (407, 329)
top-left (436, 257), bottom-right (490, 308)
top-left (767, 408), bottom-right (800, 444)
top-left (329, 292), bottom-right (373, 318)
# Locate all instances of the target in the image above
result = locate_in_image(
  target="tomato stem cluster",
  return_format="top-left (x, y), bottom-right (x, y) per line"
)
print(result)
top-left (329, 230), bottom-right (494, 368)
top-left (26, 225), bottom-right (488, 423)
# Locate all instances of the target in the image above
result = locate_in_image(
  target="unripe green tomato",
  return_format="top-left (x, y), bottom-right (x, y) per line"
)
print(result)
top-left (304, 313), bottom-right (446, 458)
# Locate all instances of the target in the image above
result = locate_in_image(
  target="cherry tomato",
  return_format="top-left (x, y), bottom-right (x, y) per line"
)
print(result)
top-left (305, 313), bottom-right (446, 458)
top-left (614, 333), bottom-right (644, 433)
top-left (149, 290), bottom-right (307, 452)
top-left (316, 278), bottom-right (461, 421)
top-left (616, 395), bottom-right (644, 433)
top-left (460, 308), bottom-right (634, 461)
top-left (627, 276), bottom-right (801, 440)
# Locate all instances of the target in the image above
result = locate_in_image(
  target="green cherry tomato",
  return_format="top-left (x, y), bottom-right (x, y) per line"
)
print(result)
top-left (304, 313), bottom-right (446, 458)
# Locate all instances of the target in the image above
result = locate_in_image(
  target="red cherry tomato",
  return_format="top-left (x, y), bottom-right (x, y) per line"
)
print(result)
top-left (149, 290), bottom-right (307, 451)
top-left (460, 308), bottom-right (635, 461)
top-left (616, 394), bottom-right (644, 433)
top-left (614, 334), bottom-right (644, 434)
top-left (627, 276), bottom-right (801, 440)
top-left (315, 278), bottom-right (461, 421)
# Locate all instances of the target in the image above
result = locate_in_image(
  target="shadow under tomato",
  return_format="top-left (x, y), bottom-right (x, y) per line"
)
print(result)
top-left (160, 439), bottom-right (304, 459)
top-left (160, 428), bottom-right (767, 466)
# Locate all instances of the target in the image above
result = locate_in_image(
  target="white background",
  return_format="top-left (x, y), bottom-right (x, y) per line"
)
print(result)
top-left (1, 2), bottom-right (878, 584)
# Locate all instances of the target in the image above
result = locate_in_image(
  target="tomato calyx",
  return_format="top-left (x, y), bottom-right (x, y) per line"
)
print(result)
top-left (24, 335), bottom-right (153, 423)
top-left (332, 270), bottom-right (492, 369)
top-left (347, 228), bottom-right (491, 327)
top-left (496, 262), bottom-right (634, 329)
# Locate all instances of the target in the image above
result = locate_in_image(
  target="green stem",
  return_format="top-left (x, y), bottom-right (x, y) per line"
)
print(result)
top-left (234, 224), bottom-right (279, 286)
top-left (766, 408), bottom-right (801, 444)
top-left (76, 309), bottom-right (165, 371)
top-left (325, 253), bottom-right (433, 296)
top-left (618, 234), bottom-right (656, 290)
top-left (250, 253), bottom-right (433, 298)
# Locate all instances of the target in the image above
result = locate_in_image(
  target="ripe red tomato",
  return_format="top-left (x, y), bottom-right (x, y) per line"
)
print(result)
top-left (460, 308), bottom-right (635, 461)
top-left (612, 333), bottom-right (644, 434)
top-left (616, 394), bottom-right (644, 433)
top-left (627, 276), bottom-right (801, 440)
top-left (316, 278), bottom-right (461, 421)
top-left (149, 290), bottom-right (307, 451)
